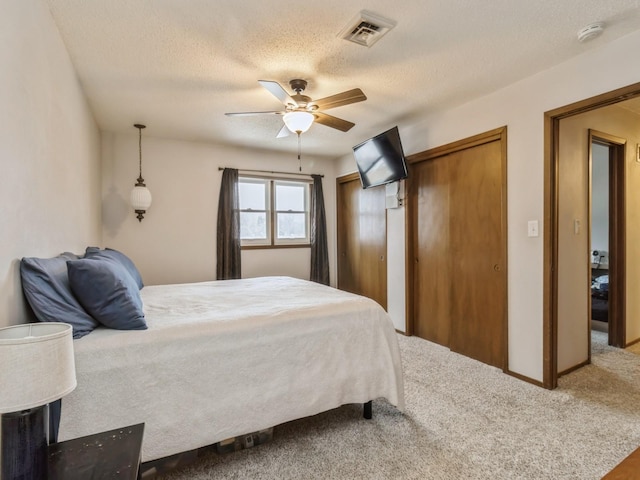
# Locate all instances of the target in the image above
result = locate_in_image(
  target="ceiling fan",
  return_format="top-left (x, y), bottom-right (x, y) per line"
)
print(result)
top-left (225, 79), bottom-right (367, 137)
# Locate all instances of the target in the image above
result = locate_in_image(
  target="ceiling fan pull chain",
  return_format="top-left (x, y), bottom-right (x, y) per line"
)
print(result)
top-left (297, 132), bottom-right (302, 172)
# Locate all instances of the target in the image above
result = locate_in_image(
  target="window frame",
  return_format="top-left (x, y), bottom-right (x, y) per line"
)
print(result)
top-left (238, 177), bottom-right (271, 247)
top-left (238, 175), bottom-right (311, 249)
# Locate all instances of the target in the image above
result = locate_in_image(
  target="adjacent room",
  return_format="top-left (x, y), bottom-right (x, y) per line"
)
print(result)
top-left (2, 1), bottom-right (640, 479)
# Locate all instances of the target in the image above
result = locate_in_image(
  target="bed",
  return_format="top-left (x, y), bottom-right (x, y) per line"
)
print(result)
top-left (53, 275), bottom-right (405, 462)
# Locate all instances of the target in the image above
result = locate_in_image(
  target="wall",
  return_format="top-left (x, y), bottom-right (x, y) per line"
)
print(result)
top-left (558, 104), bottom-right (640, 371)
top-left (591, 143), bottom-right (609, 259)
top-left (337, 30), bottom-right (640, 382)
top-left (386, 205), bottom-right (406, 333)
top-left (101, 133), bottom-right (337, 287)
top-left (0, 1), bottom-right (102, 328)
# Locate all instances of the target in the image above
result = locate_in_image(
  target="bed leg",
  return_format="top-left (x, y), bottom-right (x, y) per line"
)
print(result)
top-left (363, 401), bottom-right (372, 419)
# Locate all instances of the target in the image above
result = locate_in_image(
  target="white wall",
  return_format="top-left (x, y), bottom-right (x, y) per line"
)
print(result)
top-left (386, 204), bottom-right (406, 333)
top-left (591, 143), bottom-right (609, 258)
top-left (338, 30), bottom-right (640, 382)
top-left (0, 1), bottom-right (102, 328)
top-left (101, 133), bottom-right (337, 287)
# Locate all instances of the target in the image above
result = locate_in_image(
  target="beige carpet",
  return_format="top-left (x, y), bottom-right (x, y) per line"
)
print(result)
top-left (156, 331), bottom-right (640, 479)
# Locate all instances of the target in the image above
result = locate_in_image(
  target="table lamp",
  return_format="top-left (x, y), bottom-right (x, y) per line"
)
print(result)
top-left (0, 322), bottom-right (76, 480)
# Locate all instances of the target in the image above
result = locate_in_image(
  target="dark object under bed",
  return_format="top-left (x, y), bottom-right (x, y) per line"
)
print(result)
top-left (591, 296), bottom-right (608, 322)
top-left (591, 272), bottom-right (609, 322)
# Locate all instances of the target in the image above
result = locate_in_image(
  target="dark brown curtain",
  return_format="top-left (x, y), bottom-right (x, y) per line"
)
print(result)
top-left (216, 168), bottom-right (241, 280)
top-left (310, 174), bottom-right (329, 285)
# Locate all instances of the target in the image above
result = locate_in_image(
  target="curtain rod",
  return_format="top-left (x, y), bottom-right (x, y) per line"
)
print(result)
top-left (218, 167), bottom-right (323, 178)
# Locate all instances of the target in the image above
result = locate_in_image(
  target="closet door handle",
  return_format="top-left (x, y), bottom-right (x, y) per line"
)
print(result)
top-left (493, 264), bottom-right (501, 272)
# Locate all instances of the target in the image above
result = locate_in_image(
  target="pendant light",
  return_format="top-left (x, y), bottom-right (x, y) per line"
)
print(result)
top-left (130, 124), bottom-right (152, 222)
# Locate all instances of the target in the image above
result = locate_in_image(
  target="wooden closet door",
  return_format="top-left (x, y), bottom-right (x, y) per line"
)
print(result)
top-left (448, 140), bottom-right (505, 368)
top-left (412, 157), bottom-right (451, 346)
top-left (337, 174), bottom-right (387, 309)
top-left (410, 129), bottom-right (506, 370)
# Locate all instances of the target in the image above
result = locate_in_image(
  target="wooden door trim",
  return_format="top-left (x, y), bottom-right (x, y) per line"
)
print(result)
top-left (404, 176), bottom-right (413, 336)
top-left (544, 81), bottom-right (640, 389)
top-left (610, 140), bottom-right (627, 348)
top-left (406, 127), bottom-right (505, 165)
top-left (406, 126), bottom-right (508, 371)
top-left (589, 130), bottom-right (626, 349)
top-left (337, 171), bottom-right (361, 185)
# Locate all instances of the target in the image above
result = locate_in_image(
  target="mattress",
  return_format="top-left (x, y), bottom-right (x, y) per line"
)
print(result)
top-left (58, 276), bottom-right (405, 461)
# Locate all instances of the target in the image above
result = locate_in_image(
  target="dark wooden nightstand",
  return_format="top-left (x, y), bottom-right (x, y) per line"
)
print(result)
top-left (48, 423), bottom-right (144, 480)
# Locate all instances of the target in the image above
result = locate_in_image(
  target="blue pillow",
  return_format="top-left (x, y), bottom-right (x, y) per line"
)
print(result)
top-left (20, 253), bottom-right (99, 339)
top-left (67, 257), bottom-right (147, 331)
top-left (84, 247), bottom-right (144, 289)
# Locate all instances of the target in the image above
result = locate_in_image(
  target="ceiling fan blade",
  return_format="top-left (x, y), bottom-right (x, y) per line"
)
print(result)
top-left (224, 111), bottom-right (284, 116)
top-left (309, 88), bottom-right (366, 111)
top-left (258, 80), bottom-right (298, 108)
top-left (276, 124), bottom-right (292, 138)
top-left (313, 112), bottom-right (355, 132)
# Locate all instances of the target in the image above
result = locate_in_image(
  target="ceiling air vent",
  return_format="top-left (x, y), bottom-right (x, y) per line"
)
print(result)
top-left (338, 10), bottom-right (397, 47)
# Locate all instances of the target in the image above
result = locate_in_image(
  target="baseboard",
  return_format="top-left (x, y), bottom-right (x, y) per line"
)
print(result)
top-left (505, 369), bottom-right (545, 388)
top-left (558, 359), bottom-right (589, 378)
top-left (626, 337), bottom-right (640, 348)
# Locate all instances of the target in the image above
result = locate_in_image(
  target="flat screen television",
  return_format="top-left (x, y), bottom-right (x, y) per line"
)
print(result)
top-left (352, 126), bottom-right (407, 189)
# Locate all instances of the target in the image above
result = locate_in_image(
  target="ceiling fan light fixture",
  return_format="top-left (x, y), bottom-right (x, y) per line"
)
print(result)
top-left (283, 111), bottom-right (314, 134)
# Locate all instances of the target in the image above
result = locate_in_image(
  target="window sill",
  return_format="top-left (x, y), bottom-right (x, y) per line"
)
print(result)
top-left (241, 244), bottom-right (311, 250)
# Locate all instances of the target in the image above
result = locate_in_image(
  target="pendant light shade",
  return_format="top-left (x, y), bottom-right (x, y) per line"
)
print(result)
top-left (130, 184), bottom-right (152, 211)
top-left (130, 124), bottom-right (151, 222)
top-left (283, 111), bottom-right (314, 134)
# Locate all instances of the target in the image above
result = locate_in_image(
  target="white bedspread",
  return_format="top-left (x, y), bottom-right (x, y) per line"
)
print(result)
top-left (59, 276), bottom-right (405, 461)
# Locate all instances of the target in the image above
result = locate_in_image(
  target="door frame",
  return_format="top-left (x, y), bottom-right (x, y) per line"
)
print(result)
top-left (405, 126), bottom-right (508, 371)
top-left (588, 130), bottom-right (626, 350)
top-left (544, 82), bottom-right (640, 389)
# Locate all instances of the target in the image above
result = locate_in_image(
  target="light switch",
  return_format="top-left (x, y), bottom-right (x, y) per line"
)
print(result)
top-left (574, 219), bottom-right (580, 235)
top-left (527, 220), bottom-right (539, 238)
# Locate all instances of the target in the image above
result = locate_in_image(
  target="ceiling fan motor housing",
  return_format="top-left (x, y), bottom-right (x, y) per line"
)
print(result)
top-left (289, 79), bottom-right (308, 93)
top-left (291, 94), bottom-right (313, 110)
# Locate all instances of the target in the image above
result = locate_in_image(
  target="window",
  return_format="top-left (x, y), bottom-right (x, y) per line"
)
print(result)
top-left (239, 176), bottom-right (310, 247)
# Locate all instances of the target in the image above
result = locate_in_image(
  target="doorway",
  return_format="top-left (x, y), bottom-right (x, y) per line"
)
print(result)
top-left (544, 82), bottom-right (640, 388)
top-left (589, 131), bottom-right (626, 349)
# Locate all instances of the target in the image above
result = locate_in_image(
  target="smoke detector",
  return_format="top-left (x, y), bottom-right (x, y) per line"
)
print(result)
top-left (338, 10), bottom-right (397, 47)
top-left (577, 22), bottom-right (604, 43)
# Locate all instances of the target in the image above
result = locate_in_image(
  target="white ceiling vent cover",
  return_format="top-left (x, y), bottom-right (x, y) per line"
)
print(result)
top-left (338, 10), bottom-right (397, 47)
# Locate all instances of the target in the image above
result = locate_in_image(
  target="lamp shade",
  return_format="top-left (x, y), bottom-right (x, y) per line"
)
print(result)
top-left (130, 185), bottom-right (152, 211)
top-left (0, 323), bottom-right (76, 413)
top-left (283, 111), bottom-right (314, 134)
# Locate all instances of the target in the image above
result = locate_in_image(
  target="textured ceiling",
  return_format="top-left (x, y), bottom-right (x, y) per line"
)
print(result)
top-left (45, 0), bottom-right (640, 159)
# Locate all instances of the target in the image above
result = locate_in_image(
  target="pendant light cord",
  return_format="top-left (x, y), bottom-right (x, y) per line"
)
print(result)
top-left (134, 124), bottom-right (146, 185)
top-left (138, 128), bottom-right (143, 179)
